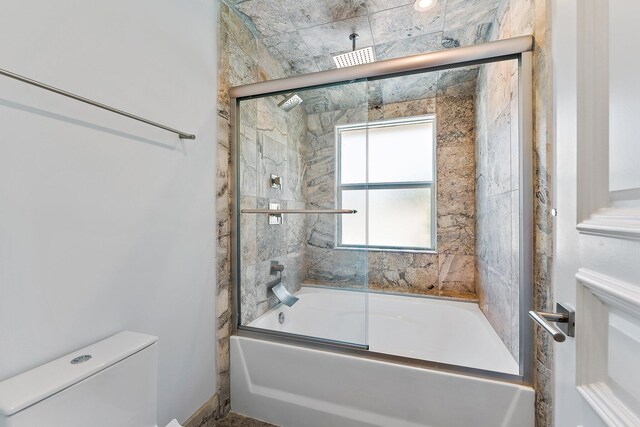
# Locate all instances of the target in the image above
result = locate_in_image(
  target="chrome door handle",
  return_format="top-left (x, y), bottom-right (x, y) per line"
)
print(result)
top-left (528, 302), bottom-right (575, 342)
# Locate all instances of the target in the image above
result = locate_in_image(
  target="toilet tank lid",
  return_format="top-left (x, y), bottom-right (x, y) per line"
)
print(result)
top-left (0, 331), bottom-right (157, 416)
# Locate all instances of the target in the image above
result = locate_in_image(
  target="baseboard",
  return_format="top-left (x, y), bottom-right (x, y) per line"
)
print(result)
top-left (184, 394), bottom-right (222, 427)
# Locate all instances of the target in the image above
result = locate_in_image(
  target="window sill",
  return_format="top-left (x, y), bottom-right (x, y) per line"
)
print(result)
top-left (334, 245), bottom-right (438, 255)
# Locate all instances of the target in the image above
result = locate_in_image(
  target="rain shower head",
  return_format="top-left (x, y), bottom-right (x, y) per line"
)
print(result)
top-left (278, 93), bottom-right (303, 112)
top-left (332, 33), bottom-right (376, 68)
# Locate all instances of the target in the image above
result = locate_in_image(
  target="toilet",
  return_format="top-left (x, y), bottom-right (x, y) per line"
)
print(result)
top-left (0, 331), bottom-right (182, 427)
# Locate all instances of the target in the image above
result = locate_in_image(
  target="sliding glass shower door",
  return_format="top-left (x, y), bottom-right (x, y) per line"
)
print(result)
top-left (235, 79), bottom-right (370, 348)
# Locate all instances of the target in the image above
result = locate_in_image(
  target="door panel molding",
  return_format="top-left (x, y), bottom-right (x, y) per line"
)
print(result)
top-left (576, 0), bottom-right (640, 239)
top-left (577, 209), bottom-right (640, 240)
top-left (576, 269), bottom-right (640, 426)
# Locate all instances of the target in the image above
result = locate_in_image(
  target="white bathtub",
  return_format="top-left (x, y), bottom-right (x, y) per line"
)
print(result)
top-left (232, 286), bottom-right (534, 427)
top-left (249, 286), bottom-right (519, 374)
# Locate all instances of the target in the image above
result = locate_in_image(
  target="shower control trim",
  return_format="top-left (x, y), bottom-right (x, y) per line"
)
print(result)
top-left (268, 203), bottom-right (282, 225)
top-left (270, 174), bottom-right (282, 189)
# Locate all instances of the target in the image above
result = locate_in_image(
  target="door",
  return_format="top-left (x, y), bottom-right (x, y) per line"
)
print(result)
top-left (553, 0), bottom-right (640, 425)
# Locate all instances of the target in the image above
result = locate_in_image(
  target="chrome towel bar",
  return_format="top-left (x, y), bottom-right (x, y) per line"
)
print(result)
top-left (0, 67), bottom-right (196, 140)
top-left (241, 209), bottom-right (357, 214)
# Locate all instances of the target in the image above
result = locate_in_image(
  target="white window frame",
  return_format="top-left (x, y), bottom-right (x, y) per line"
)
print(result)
top-left (335, 115), bottom-right (437, 252)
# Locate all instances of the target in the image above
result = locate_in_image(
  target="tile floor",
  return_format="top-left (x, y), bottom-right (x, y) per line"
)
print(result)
top-left (213, 412), bottom-right (276, 427)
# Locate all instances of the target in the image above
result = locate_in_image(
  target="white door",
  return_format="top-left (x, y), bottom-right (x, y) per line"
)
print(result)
top-left (552, 0), bottom-right (640, 426)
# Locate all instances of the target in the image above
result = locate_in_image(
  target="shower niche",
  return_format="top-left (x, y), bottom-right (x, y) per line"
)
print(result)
top-left (234, 53), bottom-right (531, 379)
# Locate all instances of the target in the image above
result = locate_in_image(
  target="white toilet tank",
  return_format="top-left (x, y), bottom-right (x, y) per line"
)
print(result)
top-left (0, 331), bottom-right (158, 427)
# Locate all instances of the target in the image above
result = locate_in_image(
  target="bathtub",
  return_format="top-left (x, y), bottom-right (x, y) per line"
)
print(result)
top-left (231, 286), bottom-right (534, 426)
top-left (249, 286), bottom-right (519, 375)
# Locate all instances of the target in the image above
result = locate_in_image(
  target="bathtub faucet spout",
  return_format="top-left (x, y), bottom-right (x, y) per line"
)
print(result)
top-left (265, 261), bottom-right (299, 307)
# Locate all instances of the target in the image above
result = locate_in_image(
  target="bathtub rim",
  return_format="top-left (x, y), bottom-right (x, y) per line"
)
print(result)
top-left (236, 326), bottom-right (526, 386)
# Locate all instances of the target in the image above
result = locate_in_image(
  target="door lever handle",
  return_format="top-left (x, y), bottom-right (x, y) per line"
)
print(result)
top-left (528, 302), bottom-right (575, 342)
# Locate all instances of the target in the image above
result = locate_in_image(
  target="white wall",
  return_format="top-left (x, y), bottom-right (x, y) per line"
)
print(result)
top-left (0, 1), bottom-right (217, 424)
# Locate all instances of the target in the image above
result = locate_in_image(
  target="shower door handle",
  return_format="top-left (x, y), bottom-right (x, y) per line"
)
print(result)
top-left (528, 303), bottom-right (575, 342)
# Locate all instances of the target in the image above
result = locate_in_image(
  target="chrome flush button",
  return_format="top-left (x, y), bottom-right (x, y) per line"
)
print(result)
top-left (70, 354), bottom-right (92, 364)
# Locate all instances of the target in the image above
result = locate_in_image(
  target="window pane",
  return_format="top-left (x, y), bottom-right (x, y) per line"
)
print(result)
top-left (369, 122), bottom-right (433, 183)
top-left (340, 128), bottom-right (367, 184)
top-left (369, 187), bottom-right (432, 248)
top-left (341, 190), bottom-right (367, 245)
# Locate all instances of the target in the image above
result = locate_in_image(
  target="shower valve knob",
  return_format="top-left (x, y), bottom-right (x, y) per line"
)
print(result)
top-left (270, 174), bottom-right (282, 189)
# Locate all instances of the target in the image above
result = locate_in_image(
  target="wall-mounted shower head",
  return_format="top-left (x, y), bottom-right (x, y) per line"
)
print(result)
top-left (278, 93), bottom-right (303, 112)
top-left (332, 33), bottom-right (376, 68)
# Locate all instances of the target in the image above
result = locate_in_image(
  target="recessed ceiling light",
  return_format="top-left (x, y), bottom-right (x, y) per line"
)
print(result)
top-left (414, 0), bottom-right (436, 11)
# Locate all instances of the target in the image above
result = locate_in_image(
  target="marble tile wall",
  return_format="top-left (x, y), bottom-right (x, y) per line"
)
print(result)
top-left (475, 1), bottom-right (554, 425)
top-left (303, 71), bottom-right (477, 299)
top-left (216, 1), bottom-right (308, 419)
top-left (474, 55), bottom-right (521, 361)
top-left (239, 94), bottom-right (308, 325)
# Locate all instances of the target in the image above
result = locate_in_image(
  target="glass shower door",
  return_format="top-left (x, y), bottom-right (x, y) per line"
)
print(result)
top-left (236, 79), bottom-right (370, 347)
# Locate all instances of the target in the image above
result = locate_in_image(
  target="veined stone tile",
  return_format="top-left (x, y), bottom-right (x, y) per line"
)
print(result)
top-left (286, 201), bottom-right (307, 253)
top-left (443, 0), bottom-right (500, 32)
top-left (437, 67), bottom-right (479, 97)
top-left (262, 31), bottom-right (314, 63)
top-left (510, 0), bottom-right (534, 37)
top-left (368, 252), bottom-right (439, 295)
top-left (438, 254), bottom-right (475, 295)
top-left (436, 94), bottom-right (475, 147)
top-left (334, 105), bottom-right (368, 125)
top-left (442, 22), bottom-right (493, 49)
top-left (437, 173), bottom-right (475, 217)
top-left (369, 3), bottom-right (445, 45)
top-left (312, 53), bottom-right (337, 72)
top-left (381, 72), bottom-right (438, 104)
top-left (327, 84), bottom-right (369, 112)
top-left (298, 16), bottom-right (374, 57)
top-left (256, 198), bottom-right (288, 262)
top-left (239, 125), bottom-right (258, 197)
top-left (240, 196), bottom-right (258, 267)
top-left (365, 0), bottom-right (412, 13)
top-left (307, 111), bottom-right (335, 137)
top-left (282, 58), bottom-right (321, 76)
top-left (235, 0), bottom-right (294, 38)
top-left (305, 246), bottom-right (368, 286)
top-left (381, 98), bottom-right (436, 119)
top-left (374, 32), bottom-right (443, 61)
top-left (239, 98), bottom-right (257, 130)
top-left (257, 133), bottom-right (288, 199)
top-left (485, 191), bottom-right (512, 276)
top-left (301, 88), bottom-right (334, 114)
top-left (225, 5), bottom-right (258, 58)
top-left (257, 44), bottom-right (287, 80)
top-left (286, 106), bottom-right (308, 156)
top-left (257, 96), bottom-right (288, 144)
top-left (285, 0), bottom-right (368, 30)
top-left (240, 264), bottom-right (257, 324)
top-left (285, 148), bottom-right (305, 201)
top-left (437, 144), bottom-right (475, 180)
top-left (229, 43), bottom-right (258, 86)
top-left (437, 211), bottom-right (474, 255)
top-left (487, 108), bottom-right (512, 196)
top-left (305, 207), bottom-right (336, 249)
top-left (283, 251), bottom-right (305, 294)
top-left (367, 80), bottom-right (384, 107)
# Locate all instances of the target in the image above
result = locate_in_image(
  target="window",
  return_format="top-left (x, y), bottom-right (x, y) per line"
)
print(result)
top-left (336, 116), bottom-right (436, 251)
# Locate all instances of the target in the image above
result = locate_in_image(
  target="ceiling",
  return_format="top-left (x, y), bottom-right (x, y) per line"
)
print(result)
top-left (226, 0), bottom-right (501, 76)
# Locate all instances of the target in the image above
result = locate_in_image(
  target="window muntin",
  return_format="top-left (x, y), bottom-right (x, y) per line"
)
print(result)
top-left (336, 116), bottom-right (436, 251)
